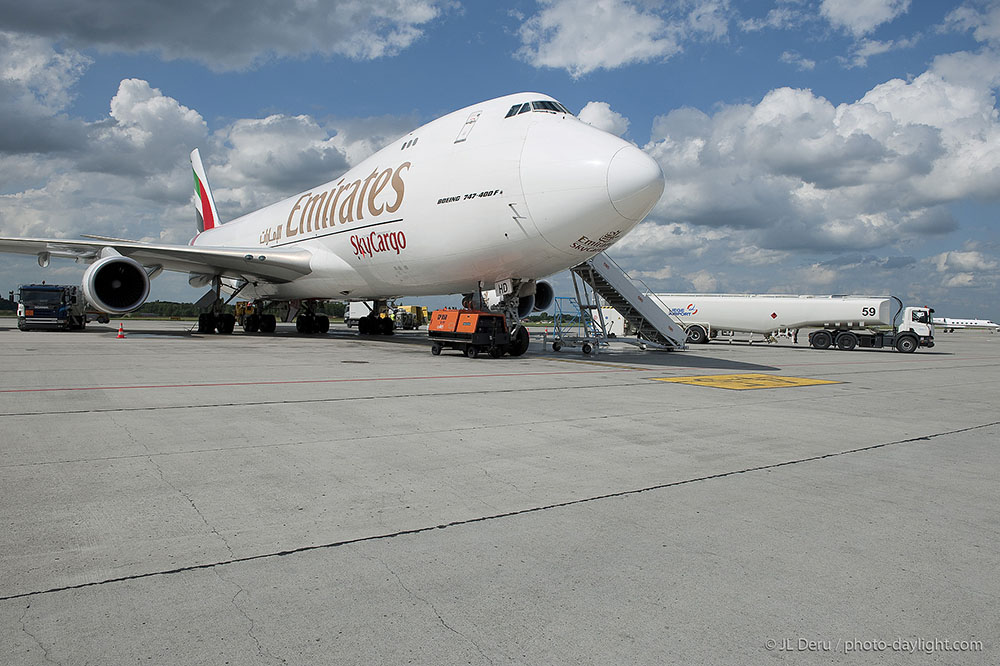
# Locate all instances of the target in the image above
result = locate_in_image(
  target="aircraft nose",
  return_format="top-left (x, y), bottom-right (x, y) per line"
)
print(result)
top-left (607, 145), bottom-right (665, 221)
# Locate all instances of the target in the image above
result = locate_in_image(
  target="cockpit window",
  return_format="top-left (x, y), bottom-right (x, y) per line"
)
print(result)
top-left (505, 100), bottom-right (573, 118)
top-left (532, 101), bottom-right (565, 113)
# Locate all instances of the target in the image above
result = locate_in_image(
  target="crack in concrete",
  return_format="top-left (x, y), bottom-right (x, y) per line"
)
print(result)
top-left (213, 569), bottom-right (283, 664)
top-left (110, 414), bottom-right (237, 561)
top-left (3, 419), bottom-right (997, 603)
top-left (368, 553), bottom-right (497, 666)
top-left (20, 604), bottom-right (61, 666)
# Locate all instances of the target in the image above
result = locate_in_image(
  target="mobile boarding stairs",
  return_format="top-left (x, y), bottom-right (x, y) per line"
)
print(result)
top-left (556, 252), bottom-right (687, 352)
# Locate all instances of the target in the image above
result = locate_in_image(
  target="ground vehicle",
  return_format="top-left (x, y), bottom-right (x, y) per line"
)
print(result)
top-left (394, 305), bottom-right (427, 329)
top-left (427, 309), bottom-right (529, 358)
top-left (650, 294), bottom-right (934, 352)
top-left (233, 301), bottom-right (277, 334)
top-left (344, 301), bottom-right (372, 328)
top-left (12, 284), bottom-right (88, 331)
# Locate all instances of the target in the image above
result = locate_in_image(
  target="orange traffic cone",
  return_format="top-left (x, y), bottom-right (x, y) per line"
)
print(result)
top-left (117, 323), bottom-right (126, 339)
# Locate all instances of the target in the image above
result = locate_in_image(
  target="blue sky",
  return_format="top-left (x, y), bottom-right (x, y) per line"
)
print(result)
top-left (1, 0), bottom-right (998, 319)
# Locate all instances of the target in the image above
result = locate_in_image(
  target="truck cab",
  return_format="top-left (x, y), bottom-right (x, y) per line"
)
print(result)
top-left (14, 284), bottom-right (88, 331)
top-left (900, 306), bottom-right (934, 339)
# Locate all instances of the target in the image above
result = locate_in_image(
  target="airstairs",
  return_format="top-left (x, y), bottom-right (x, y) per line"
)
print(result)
top-left (570, 252), bottom-right (687, 350)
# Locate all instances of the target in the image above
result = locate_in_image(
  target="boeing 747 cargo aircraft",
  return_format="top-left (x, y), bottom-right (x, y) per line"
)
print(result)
top-left (0, 93), bottom-right (665, 352)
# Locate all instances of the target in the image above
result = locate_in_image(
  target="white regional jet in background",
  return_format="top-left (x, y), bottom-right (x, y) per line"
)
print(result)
top-left (932, 317), bottom-right (999, 333)
top-left (0, 93), bottom-right (665, 354)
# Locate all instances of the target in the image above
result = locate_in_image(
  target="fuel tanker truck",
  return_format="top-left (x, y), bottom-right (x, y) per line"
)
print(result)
top-left (647, 294), bottom-right (934, 353)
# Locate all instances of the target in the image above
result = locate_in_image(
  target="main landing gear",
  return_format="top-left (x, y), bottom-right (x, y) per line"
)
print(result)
top-left (295, 312), bottom-right (330, 334)
top-left (197, 311), bottom-right (239, 334)
top-left (241, 312), bottom-right (277, 334)
top-left (356, 314), bottom-right (394, 335)
top-left (354, 299), bottom-right (395, 335)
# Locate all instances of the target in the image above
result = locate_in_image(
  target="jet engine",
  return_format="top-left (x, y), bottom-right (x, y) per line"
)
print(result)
top-left (516, 280), bottom-right (554, 318)
top-left (82, 255), bottom-right (150, 315)
top-left (533, 280), bottom-right (554, 312)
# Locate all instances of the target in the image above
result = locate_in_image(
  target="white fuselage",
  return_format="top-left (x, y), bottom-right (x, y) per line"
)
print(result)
top-left (192, 93), bottom-right (664, 302)
top-left (933, 317), bottom-right (999, 330)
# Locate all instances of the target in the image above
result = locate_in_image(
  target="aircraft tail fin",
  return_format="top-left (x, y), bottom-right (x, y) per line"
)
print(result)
top-left (191, 148), bottom-right (222, 232)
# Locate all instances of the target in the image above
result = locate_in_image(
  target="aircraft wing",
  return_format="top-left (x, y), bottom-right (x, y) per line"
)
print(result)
top-left (0, 236), bottom-right (313, 283)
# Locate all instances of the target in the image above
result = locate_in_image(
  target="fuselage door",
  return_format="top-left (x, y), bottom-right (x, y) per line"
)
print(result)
top-left (454, 111), bottom-right (482, 143)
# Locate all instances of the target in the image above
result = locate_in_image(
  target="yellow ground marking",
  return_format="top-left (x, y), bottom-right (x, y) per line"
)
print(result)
top-left (650, 373), bottom-right (841, 390)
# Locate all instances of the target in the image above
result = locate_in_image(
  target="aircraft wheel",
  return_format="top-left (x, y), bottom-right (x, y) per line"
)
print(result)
top-left (244, 314), bottom-right (260, 333)
top-left (581, 343), bottom-right (593, 354)
top-left (430, 343), bottom-right (442, 356)
top-left (296, 314), bottom-right (315, 334)
top-left (465, 345), bottom-right (479, 358)
top-left (217, 314), bottom-right (236, 334)
top-left (316, 315), bottom-right (330, 333)
top-left (380, 317), bottom-right (394, 335)
top-left (508, 325), bottom-right (529, 357)
top-left (260, 314), bottom-right (276, 333)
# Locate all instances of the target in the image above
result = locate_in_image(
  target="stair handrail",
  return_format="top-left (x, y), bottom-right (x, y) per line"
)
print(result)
top-left (601, 253), bottom-right (679, 318)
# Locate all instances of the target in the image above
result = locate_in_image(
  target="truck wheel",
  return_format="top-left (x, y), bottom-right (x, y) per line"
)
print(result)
top-left (836, 332), bottom-right (857, 351)
top-left (811, 330), bottom-right (832, 350)
top-left (430, 342), bottom-right (442, 356)
top-left (686, 325), bottom-right (708, 344)
top-left (466, 346), bottom-right (479, 358)
top-left (488, 346), bottom-right (502, 359)
top-left (552, 341), bottom-right (562, 352)
top-left (895, 335), bottom-right (918, 353)
top-left (581, 343), bottom-right (593, 354)
top-left (508, 325), bottom-right (530, 357)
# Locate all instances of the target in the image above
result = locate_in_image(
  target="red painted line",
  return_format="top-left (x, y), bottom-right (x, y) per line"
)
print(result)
top-left (0, 368), bottom-right (633, 394)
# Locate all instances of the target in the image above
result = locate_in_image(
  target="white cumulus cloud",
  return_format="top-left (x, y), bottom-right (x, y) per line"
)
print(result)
top-left (578, 101), bottom-right (631, 137)
top-left (820, 0), bottom-right (911, 37)
top-left (643, 47), bottom-right (1000, 254)
top-left (0, 0), bottom-right (450, 71)
top-left (517, 0), bottom-right (731, 78)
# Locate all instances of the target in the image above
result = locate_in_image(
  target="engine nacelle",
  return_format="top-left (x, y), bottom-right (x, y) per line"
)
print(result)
top-left (533, 280), bottom-right (554, 312)
top-left (517, 293), bottom-right (535, 319)
top-left (82, 255), bottom-right (150, 315)
top-left (516, 280), bottom-right (554, 318)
